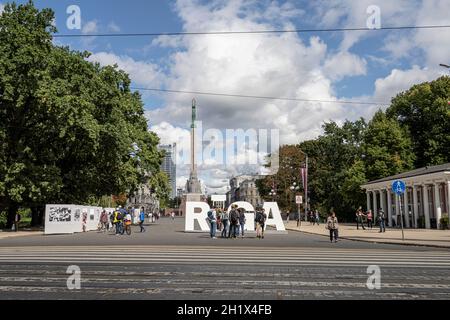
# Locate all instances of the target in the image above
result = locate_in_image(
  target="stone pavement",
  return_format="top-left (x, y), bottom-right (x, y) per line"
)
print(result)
top-left (0, 231), bottom-right (44, 240)
top-left (285, 221), bottom-right (450, 248)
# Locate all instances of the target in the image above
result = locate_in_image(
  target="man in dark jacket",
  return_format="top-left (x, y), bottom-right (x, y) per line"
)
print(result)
top-left (228, 205), bottom-right (239, 238)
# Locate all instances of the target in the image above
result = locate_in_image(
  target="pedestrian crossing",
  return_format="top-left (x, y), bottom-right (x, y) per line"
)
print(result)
top-left (1, 246), bottom-right (450, 299)
top-left (1, 246), bottom-right (450, 268)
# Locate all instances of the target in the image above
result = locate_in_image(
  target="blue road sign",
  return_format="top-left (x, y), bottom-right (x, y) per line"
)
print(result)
top-left (392, 180), bottom-right (406, 195)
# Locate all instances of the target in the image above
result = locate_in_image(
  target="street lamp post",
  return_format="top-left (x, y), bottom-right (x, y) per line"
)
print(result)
top-left (290, 182), bottom-right (300, 225)
top-left (269, 189), bottom-right (276, 202)
top-left (298, 150), bottom-right (309, 222)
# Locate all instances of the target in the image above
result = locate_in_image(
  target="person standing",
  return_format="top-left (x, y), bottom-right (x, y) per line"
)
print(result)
top-left (327, 211), bottom-right (339, 243)
top-left (14, 212), bottom-right (21, 232)
top-left (228, 205), bottom-right (238, 238)
top-left (139, 207), bottom-right (146, 233)
top-left (207, 208), bottom-right (217, 239)
top-left (238, 209), bottom-right (246, 238)
top-left (171, 211), bottom-right (175, 221)
top-left (255, 208), bottom-right (267, 239)
top-left (216, 209), bottom-right (222, 232)
top-left (100, 210), bottom-right (108, 232)
top-left (113, 209), bottom-right (123, 235)
top-left (355, 207), bottom-right (366, 230)
top-left (366, 209), bottom-right (373, 229)
top-left (255, 208), bottom-right (263, 239)
top-left (314, 210), bottom-right (320, 226)
top-left (378, 209), bottom-right (386, 233)
top-left (260, 208), bottom-right (267, 239)
top-left (221, 209), bottom-right (229, 238)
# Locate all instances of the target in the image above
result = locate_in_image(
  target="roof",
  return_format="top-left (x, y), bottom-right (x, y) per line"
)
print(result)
top-left (363, 163), bottom-right (450, 186)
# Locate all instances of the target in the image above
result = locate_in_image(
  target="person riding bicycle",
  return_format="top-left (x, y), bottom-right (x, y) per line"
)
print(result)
top-left (123, 211), bottom-right (132, 235)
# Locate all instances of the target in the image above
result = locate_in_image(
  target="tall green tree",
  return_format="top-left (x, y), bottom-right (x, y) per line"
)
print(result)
top-left (363, 110), bottom-right (415, 181)
top-left (386, 76), bottom-right (450, 167)
top-left (0, 2), bottom-right (165, 227)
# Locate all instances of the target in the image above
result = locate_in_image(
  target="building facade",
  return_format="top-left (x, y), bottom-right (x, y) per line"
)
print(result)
top-left (127, 184), bottom-right (160, 214)
top-left (361, 163), bottom-right (450, 229)
top-left (226, 175), bottom-right (263, 208)
top-left (159, 144), bottom-right (177, 199)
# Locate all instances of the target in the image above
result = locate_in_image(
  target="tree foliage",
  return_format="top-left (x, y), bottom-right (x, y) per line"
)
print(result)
top-left (386, 76), bottom-right (450, 167)
top-left (0, 2), bottom-right (167, 226)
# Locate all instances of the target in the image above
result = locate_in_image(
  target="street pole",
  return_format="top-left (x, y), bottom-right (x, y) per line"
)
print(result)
top-left (397, 193), bottom-right (405, 241)
top-left (304, 154), bottom-right (308, 222)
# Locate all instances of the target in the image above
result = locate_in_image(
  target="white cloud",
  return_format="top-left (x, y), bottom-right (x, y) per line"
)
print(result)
top-left (88, 52), bottom-right (162, 88)
top-left (323, 51), bottom-right (367, 80)
top-left (373, 66), bottom-right (440, 102)
top-left (82, 20), bottom-right (98, 34)
top-left (0, 3), bottom-right (4, 15)
top-left (85, 0), bottom-right (448, 193)
top-left (414, 0), bottom-right (450, 67)
top-left (309, 0), bottom-right (420, 51)
top-left (143, 0), bottom-right (374, 191)
top-left (107, 22), bottom-right (121, 33)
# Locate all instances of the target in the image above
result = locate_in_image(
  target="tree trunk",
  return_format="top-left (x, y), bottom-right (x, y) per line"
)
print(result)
top-left (31, 206), bottom-right (45, 227)
top-left (31, 207), bottom-right (38, 227)
top-left (6, 204), bottom-right (18, 229)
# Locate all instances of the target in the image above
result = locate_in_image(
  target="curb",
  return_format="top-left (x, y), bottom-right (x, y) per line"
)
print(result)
top-left (286, 227), bottom-right (450, 250)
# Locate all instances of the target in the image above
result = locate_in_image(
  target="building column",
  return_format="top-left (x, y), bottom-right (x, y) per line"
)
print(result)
top-left (412, 185), bottom-right (419, 229)
top-left (372, 190), bottom-right (378, 219)
top-left (404, 187), bottom-right (410, 228)
top-left (387, 188), bottom-right (393, 227)
top-left (434, 183), bottom-right (442, 229)
top-left (447, 181), bottom-right (450, 222)
top-left (366, 191), bottom-right (371, 212)
top-left (379, 189), bottom-right (385, 220)
top-left (423, 184), bottom-right (431, 229)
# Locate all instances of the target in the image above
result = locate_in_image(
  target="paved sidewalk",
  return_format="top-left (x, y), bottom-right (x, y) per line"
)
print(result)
top-left (0, 231), bottom-right (44, 240)
top-left (285, 221), bottom-right (450, 248)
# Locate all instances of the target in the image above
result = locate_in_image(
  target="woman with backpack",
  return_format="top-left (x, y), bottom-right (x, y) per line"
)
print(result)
top-left (255, 208), bottom-right (267, 239)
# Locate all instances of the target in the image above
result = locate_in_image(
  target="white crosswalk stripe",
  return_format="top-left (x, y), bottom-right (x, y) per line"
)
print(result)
top-left (1, 246), bottom-right (450, 267)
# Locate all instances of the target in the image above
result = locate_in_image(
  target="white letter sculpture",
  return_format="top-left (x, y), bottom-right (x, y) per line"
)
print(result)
top-left (185, 200), bottom-right (285, 232)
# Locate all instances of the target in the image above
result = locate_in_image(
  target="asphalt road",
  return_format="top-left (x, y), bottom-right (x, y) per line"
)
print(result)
top-left (1, 218), bottom-right (449, 300)
top-left (0, 217), bottom-right (446, 251)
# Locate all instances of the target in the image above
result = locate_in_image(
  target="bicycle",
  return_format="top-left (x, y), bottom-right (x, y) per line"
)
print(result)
top-left (124, 220), bottom-right (132, 235)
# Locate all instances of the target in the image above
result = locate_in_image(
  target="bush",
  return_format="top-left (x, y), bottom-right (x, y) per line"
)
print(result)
top-left (0, 211), bottom-right (6, 229)
top-left (418, 216), bottom-right (426, 229)
top-left (440, 215), bottom-right (449, 230)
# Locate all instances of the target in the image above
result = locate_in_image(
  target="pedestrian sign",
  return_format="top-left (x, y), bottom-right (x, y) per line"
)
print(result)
top-left (392, 180), bottom-right (406, 195)
top-left (295, 196), bottom-right (303, 204)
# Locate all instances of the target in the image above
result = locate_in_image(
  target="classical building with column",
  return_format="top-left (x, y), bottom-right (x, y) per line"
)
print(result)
top-left (361, 163), bottom-right (450, 229)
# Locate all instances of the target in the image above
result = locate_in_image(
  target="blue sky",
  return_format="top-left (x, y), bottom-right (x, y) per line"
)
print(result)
top-left (2, 0), bottom-right (449, 192)
top-left (15, 0), bottom-right (429, 103)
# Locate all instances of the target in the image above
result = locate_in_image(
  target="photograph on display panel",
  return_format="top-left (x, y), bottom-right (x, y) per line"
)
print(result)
top-left (48, 207), bottom-right (72, 222)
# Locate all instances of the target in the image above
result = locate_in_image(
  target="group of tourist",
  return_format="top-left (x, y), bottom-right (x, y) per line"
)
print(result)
top-left (97, 206), bottom-right (150, 236)
top-left (206, 204), bottom-right (268, 239)
top-left (355, 206), bottom-right (386, 233)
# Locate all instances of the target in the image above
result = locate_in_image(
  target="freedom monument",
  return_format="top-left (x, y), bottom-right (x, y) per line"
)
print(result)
top-left (182, 99), bottom-right (285, 232)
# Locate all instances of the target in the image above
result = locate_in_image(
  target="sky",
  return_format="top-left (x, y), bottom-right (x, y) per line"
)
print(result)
top-left (2, 0), bottom-right (450, 194)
